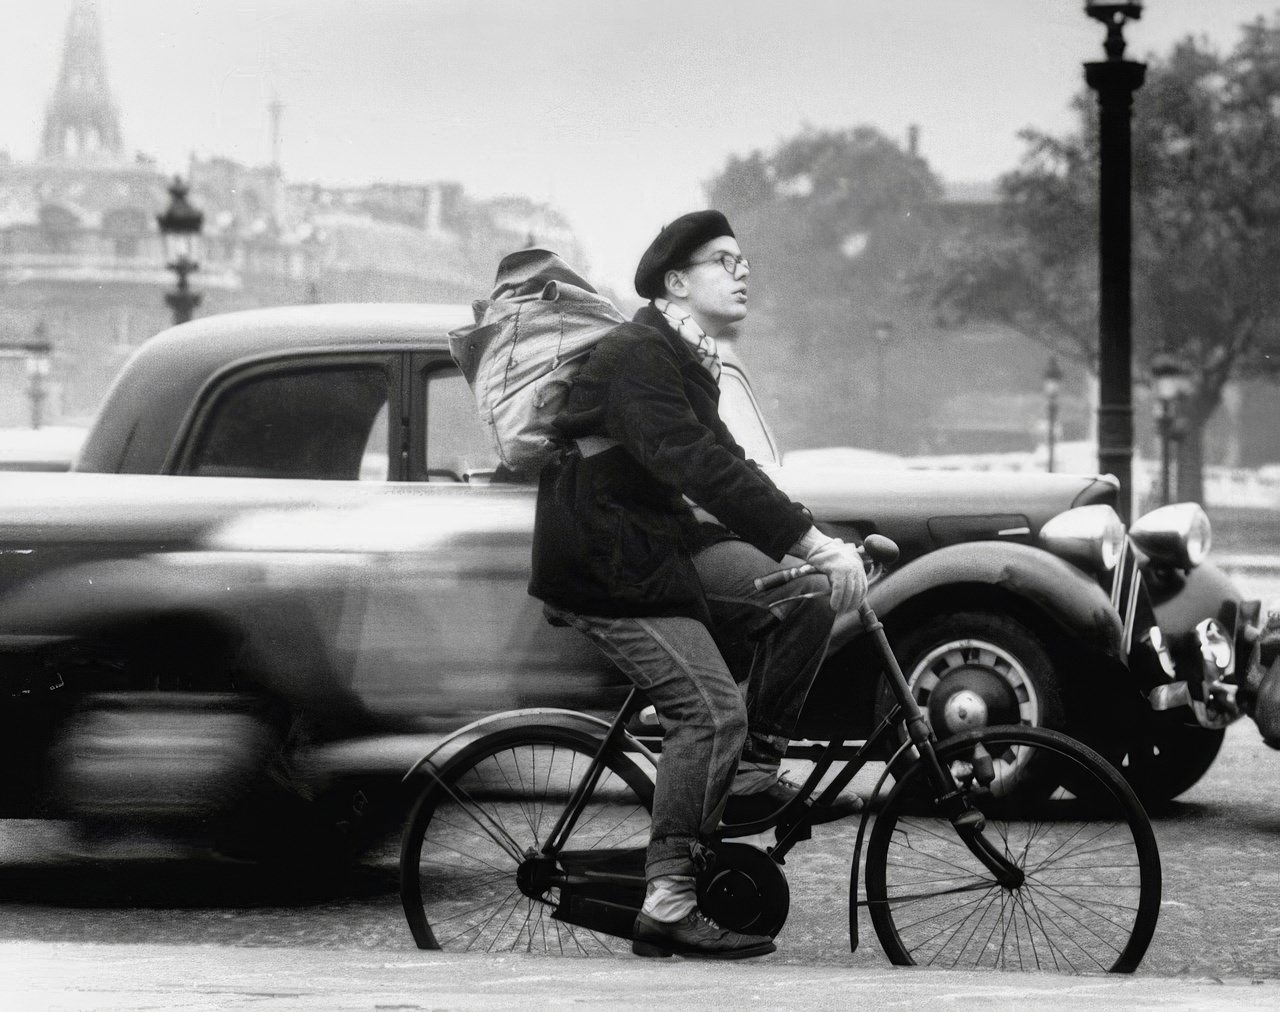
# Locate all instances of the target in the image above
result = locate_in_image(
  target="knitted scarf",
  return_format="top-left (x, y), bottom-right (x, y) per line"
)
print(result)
top-left (653, 298), bottom-right (722, 383)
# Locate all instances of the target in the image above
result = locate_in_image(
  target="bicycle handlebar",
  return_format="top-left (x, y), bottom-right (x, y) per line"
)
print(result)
top-left (753, 564), bottom-right (818, 592)
top-left (752, 534), bottom-right (900, 593)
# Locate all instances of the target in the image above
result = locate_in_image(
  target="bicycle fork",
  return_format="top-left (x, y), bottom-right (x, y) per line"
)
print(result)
top-left (860, 601), bottom-right (1024, 892)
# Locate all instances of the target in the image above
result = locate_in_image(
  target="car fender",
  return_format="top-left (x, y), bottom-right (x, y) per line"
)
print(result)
top-left (833, 540), bottom-right (1125, 659)
top-left (0, 555), bottom-right (264, 638)
top-left (400, 707), bottom-right (659, 789)
top-left (0, 553), bottom-right (349, 703)
top-left (1146, 559), bottom-right (1242, 636)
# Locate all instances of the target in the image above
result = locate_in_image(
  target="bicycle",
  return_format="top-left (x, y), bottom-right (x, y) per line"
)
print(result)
top-left (398, 535), bottom-right (1161, 972)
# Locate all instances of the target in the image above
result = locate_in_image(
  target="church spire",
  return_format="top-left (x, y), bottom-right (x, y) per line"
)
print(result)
top-left (40, 1), bottom-right (123, 162)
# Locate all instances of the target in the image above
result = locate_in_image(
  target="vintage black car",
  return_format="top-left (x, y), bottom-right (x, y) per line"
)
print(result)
top-left (0, 303), bottom-right (1266, 852)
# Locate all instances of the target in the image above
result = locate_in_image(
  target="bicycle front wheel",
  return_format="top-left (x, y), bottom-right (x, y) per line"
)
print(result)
top-left (864, 725), bottom-right (1161, 973)
top-left (400, 724), bottom-right (654, 954)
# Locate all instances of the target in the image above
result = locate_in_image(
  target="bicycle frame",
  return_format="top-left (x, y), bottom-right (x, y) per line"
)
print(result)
top-left (518, 598), bottom-right (1026, 945)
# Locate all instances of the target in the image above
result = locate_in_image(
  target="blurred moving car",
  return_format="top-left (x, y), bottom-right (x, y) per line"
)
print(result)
top-left (0, 304), bottom-right (1268, 855)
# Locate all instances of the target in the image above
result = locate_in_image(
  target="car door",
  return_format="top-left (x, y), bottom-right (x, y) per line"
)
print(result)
top-left (323, 352), bottom-right (620, 720)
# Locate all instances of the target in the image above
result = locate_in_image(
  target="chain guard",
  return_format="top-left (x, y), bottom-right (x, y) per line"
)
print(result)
top-left (696, 841), bottom-right (790, 938)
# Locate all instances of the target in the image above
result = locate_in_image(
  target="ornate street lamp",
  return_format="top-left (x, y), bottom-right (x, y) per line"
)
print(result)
top-left (156, 175), bottom-right (204, 326)
top-left (1044, 356), bottom-right (1063, 472)
top-left (1084, 1), bottom-right (1146, 523)
top-left (1150, 351), bottom-right (1193, 505)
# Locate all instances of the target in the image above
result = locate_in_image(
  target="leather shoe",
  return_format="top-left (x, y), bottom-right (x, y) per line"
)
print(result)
top-left (632, 909), bottom-right (776, 959)
top-left (722, 775), bottom-right (863, 827)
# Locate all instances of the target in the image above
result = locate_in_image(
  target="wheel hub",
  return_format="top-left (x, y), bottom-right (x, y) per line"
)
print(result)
top-left (926, 666), bottom-right (1020, 736)
top-left (516, 851), bottom-right (557, 899)
top-left (940, 689), bottom-right (988, 733)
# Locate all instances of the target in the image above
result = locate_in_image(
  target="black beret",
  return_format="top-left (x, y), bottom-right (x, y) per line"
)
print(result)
top-left (634, 210), bottom-right (735, 299)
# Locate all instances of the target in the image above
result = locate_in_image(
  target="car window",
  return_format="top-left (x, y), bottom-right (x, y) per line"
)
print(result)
top-left (719, 368), bottom-right (779, 467)
top-left (424, 366), bottom-right (499, 481)
top-left (187, 363), bottom-right (392, 480)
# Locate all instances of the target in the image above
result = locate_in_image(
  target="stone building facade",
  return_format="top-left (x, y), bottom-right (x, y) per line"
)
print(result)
top-left (0, 3), bottom-right (583, 427)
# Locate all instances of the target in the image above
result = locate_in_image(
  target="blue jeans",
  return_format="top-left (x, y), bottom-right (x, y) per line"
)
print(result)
top-left (546, 539), bottom-right (834, 879)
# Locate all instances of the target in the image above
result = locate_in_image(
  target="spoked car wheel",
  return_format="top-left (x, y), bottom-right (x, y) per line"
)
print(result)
top-left (894, 612), bottom-right (1065, 796)
top-left (864, 726), bottom-right (1161, 974)
top-left (400, 725), bottom-right (654, 955)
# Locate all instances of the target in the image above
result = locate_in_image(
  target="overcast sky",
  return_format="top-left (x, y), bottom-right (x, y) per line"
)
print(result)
top-left (3, 1), bottom-right (1278, 291)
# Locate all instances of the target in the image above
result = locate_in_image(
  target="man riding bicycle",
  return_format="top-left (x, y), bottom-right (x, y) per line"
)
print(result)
top-left (529, 210), bottom-right (867, 959)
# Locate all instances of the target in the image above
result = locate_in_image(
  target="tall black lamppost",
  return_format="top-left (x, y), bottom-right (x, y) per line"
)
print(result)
top-left (1043, 356), bottom-right (1063, 472)
top-left (1151, 351), bottom-right (1192, 505)
top-left (156, 176), bottom-right (204, 326)
top-left (1084, 1), bottom-right (1146, 524)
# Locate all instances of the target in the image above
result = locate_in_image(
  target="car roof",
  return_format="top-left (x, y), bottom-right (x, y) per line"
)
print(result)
top-left (77, 303), bottom-right (473, 473)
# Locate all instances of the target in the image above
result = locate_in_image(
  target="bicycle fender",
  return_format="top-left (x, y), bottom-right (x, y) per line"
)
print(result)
top-left (848, 737), bottom-right (916, 953)
top-left (831, 540), bottom-right (1124, 657)
top-left (400, 707), bottom-right (660, 785)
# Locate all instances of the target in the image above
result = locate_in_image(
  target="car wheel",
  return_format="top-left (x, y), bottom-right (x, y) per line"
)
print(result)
top-left (890, 611), bottom-right (1065, 792)
top-left (894, 611), bottom-right (1066, 735)
top-left (1111, 716), bottom-right (1226, 806)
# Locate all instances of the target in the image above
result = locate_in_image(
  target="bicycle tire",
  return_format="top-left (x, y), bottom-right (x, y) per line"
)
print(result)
top-left (400, 724), bottom-right (654, 954)
top-left (863, 725), bottom-right (1161, 974)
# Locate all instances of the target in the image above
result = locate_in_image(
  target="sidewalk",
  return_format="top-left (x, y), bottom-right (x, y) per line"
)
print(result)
top-left (1, 942), bottom-right (1277, 1011)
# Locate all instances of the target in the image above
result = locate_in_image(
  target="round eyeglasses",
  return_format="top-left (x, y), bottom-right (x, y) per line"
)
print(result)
top-left (680, 252), bottom-right (750, 275)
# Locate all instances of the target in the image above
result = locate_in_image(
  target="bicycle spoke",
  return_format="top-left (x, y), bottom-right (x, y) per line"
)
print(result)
top-left (1022, 885), bottom-right (1081, 974)
top-left (425, 768), bottom-right (526, 862)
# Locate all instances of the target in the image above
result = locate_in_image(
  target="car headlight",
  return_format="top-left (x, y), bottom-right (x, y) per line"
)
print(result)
top-left (1038, 504), bottom-right (1126, 574)
top-left (1129, 502), bottom-right (1212, 570)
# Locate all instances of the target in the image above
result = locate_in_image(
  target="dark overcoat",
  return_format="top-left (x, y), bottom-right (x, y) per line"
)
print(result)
top-left (528, 305), bottom-right (811, 621)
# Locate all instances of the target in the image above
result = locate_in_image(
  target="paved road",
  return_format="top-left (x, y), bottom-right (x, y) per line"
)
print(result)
top-left (0, 563), bottom-right (1275, 1007)
top-left (1, 717), bottom-right (1279, 1007)
top-left (2, 942), bottom-right (1279, 1011)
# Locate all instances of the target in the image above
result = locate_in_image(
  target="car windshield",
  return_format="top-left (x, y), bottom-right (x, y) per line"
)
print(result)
top-left (718, 367), bottom-right (779, 467)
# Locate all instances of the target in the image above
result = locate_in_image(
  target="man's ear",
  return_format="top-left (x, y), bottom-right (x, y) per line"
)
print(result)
top-left (663, 268), bottom-right (687, 297)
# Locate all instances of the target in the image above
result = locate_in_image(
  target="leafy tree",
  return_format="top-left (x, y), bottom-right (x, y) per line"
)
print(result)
top-left (930, 16), bottom-right (1280, 502)
top-left (705, 126), bottom-right (941, 450)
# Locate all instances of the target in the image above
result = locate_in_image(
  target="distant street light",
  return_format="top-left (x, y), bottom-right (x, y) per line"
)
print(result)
top-left (872, 319), bottom-right (895, 450)
top-left (1084, 0), bottom-right (1146, 523)
top-left (156, 175), bottom-right (204, 326)
top-left (1044, 356), bottom-right (1063, 472)
top-left (1151, 351), bottom-right (1193, 505)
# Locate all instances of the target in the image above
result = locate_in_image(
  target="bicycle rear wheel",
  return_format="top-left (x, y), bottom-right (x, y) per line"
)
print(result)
top-left (864, 725), bottom-right (1161, 973)
top-left (400, 724), bottom-right (654, 954)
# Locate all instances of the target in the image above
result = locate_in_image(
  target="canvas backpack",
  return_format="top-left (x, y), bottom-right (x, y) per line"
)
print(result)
top-left (449, 249), bottom-right (625, 477)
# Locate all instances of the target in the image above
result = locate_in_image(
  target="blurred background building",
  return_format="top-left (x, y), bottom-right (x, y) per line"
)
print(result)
top-left (0, 3), bottom-right (583, 426)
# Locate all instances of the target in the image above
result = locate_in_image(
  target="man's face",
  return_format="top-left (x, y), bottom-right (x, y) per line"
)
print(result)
top-left (666, 235), bottom-right (750, 336)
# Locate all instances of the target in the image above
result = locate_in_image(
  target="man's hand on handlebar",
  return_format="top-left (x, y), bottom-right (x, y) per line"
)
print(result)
top-left (804, 538), bottom-right (868, 614)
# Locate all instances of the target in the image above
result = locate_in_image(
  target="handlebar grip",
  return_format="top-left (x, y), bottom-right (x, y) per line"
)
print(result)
top-left (863, 534), bottom-right (900, 566)
top-left (753, 564), bottom-right (817, 592)
top-left (754, 535), bottom-right (901, 593)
